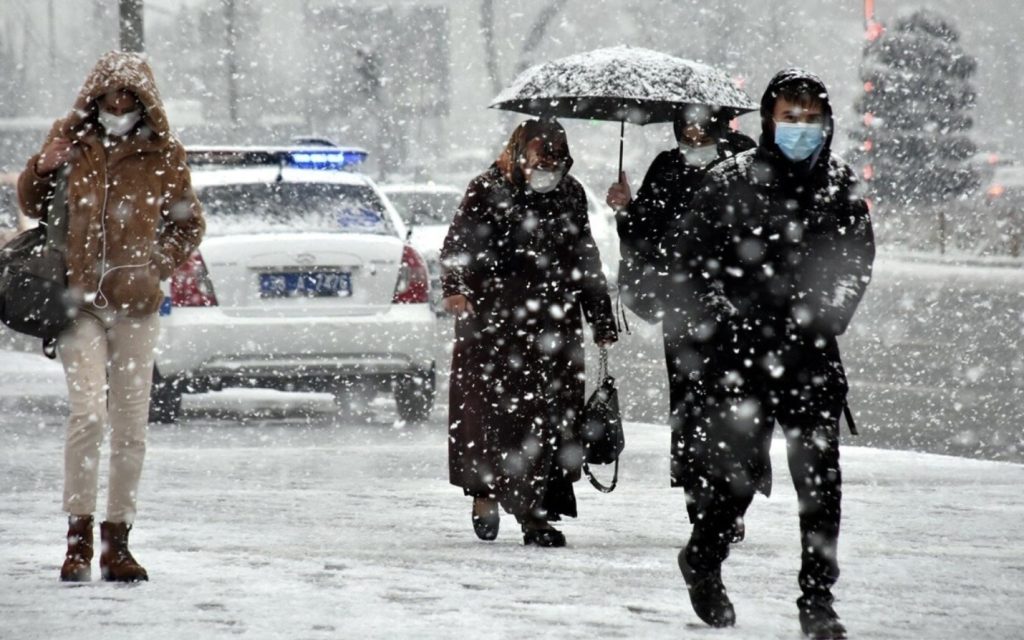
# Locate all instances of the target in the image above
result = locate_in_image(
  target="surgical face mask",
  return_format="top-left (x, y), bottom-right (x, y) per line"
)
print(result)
top-left (679, 142), bottom-right (719, 167)
top-left (98, 109), bottom-right (141, 137)
top-left (773, 121), bottom-right (825, 162)
top-left (528, 167), bottom-right (563, 194)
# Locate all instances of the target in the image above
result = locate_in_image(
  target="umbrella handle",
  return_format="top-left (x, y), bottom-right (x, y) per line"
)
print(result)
top-left (618, 120), bottom-right (624, 178)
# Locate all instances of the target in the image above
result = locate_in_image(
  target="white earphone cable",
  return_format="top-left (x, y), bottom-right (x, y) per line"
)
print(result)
top-left (91, 161), bottom-right (153, 310)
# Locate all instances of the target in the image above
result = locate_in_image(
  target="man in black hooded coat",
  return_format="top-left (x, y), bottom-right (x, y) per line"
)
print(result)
top-left (664, 69), bottom-right (875, 639)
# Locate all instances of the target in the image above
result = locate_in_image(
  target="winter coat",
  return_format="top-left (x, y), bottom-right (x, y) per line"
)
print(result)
top-left (664, 68), bottom-right (875, 497)
top-left (17, 51), bottom-right (205, 317)
top-left (617, 131), bottom-right (755, 323)
top-left (441, 164), bottom-right (617, 519)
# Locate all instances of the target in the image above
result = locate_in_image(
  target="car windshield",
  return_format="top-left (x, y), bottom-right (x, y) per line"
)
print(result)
top-left (198, 182), bottom-right (393, 236)
top-left (385, 190), bottom-right (461, 226)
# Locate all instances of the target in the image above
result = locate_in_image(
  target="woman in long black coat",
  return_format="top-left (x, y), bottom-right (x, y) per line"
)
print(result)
top-left (440, 119), bottom-right (618, 547)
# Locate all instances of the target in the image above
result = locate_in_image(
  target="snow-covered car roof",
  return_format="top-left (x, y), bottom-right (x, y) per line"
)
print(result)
top-left (188, 164), bottom-right (407, 239)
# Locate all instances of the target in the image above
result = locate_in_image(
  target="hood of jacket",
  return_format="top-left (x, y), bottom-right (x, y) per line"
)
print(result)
top-left (59, 50), bottom-right (173, 149)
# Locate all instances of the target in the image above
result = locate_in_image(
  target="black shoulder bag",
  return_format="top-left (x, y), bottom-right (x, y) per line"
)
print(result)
top-left (578, 347), bottom-right (624, 493)
top-left (0, 172), bottom-right (72, 357)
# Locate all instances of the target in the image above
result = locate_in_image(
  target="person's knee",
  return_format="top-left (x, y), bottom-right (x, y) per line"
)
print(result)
top-left (66, 395), bottom-right (108, 435)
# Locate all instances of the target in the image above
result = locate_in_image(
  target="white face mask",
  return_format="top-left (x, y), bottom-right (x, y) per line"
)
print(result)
top-left (528, 168), bottom-right (563, 194)
top-left (98, 109), bottom-right (141, 137)
top-left (679, 142), bottom-right (719, 167)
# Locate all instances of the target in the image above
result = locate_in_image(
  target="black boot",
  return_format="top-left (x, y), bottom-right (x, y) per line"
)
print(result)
top-left (471, 497), bottom-right (499, 541)
top-left (798, 595), bottom-right (846, 639)
top-left (521, 518), bottom-right (566, 548)
top-left (60, 515), bottom-right (94, 582)
top-left (678, 549), bottom-right (736, 628)
top-left (99, 521), bottom-right (148, 582)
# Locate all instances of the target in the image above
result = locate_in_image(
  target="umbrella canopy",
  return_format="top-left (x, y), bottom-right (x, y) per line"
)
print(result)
top-left (490, 45), bottom-right (758, 125)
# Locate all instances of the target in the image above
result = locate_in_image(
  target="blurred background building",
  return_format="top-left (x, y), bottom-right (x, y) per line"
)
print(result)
top-left (1, 0), bottom-right (1023, 202)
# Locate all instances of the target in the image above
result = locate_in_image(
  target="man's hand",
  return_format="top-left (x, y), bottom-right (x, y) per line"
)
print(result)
top-left (35, 137), bottom-right (72, 176)
top-left (443, 294), bottom-right (474, 317)
top-left (606, 171), bottom-right (632, 211)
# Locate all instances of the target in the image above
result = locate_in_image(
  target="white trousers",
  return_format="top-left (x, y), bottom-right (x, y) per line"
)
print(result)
top-left (58, 309), bottom-right (159, 523)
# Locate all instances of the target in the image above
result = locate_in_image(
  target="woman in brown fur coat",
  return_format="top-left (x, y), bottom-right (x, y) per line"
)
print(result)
top-left (18, 51), bottom-right (204, 582)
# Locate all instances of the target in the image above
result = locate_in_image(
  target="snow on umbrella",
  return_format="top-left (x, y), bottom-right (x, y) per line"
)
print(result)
top-left (490, 45), bottom-right (758, 173)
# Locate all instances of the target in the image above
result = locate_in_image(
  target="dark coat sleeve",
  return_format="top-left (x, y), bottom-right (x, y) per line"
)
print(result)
top-left (568, 181), bottom-right (617, 343)
top-left (614, 152), bottom-right (682, 323)
top-left (440, 177), bottom-right (491, 299)
top-left (617, 151), bottom-right (677, 261)
top-left (801, 166), bottom-right (875, 336)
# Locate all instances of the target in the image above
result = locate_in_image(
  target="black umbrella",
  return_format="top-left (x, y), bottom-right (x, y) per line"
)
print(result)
top-left (490, 45), bottom-right (758, 174)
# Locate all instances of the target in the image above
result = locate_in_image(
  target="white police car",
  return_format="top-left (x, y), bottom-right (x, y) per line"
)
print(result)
top-left (150, 146), bottom-right (438, 423)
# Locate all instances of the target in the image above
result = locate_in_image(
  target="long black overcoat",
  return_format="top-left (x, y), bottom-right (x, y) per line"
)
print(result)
top-left (441, 165), bottom-right (617, 519)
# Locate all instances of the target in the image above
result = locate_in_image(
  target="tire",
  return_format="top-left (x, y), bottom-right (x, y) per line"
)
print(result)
top-left (149, 369), bottom-right (183, 424)
top-left (394, 366), bottom-right (435, 423)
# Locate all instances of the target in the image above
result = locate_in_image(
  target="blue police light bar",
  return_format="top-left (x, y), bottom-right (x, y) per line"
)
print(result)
top-left (186, 146), bottom-right (369, 171)
top-left (288, 149), bottom-right (368, 170)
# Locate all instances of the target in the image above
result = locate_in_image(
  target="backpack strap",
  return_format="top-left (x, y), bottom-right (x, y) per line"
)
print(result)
top-left (843, 402), bottom-right (858, 436)
top-left (44, 172), bottom-right (70, 256)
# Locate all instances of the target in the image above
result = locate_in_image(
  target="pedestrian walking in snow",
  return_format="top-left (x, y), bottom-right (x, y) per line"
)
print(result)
top-left (441, 119), bottom-right (618, 547)
top-left (606, 105), bottom-right (754, 522)
top-left (18, 51), bottom-right (205, 582)
top-left (664, 69), bottom-right (875, 638)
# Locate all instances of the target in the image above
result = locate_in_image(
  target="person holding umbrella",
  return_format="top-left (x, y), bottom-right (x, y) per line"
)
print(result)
top-left (665, 69), bottom-right (874, 639)
top-left (605, 105), bottom-right (754, 532)
top-left (441, 119), bottom-right (617, 547)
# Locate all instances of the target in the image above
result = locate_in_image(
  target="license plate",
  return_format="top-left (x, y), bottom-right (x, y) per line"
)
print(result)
top-left (259, 271), bottom-right (352, 298)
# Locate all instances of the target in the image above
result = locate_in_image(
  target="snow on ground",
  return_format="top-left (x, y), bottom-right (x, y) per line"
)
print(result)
top-left (0, 372), bottom-right (1022, 640)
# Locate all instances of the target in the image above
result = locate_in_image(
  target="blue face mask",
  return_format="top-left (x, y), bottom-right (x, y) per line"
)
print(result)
top-left (773, 122), bottom-right (825, 162)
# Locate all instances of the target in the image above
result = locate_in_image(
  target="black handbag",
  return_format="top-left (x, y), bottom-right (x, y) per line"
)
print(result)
top-left (578, 347), bottom-right (624, 493)
top-left (0, 173), bottom-right (72, 356)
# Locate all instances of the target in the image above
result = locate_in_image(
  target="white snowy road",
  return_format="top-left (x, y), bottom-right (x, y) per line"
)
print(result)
top-left (0, 387), bottom-right (1022, 640)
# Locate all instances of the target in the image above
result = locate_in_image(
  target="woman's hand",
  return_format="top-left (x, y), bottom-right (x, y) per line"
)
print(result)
top-left (36, 137), bottom-right (72, 176)
top-left (443, 294), bottom-right (474, 317)
top-left (606, 171), bottom-right (632, 211)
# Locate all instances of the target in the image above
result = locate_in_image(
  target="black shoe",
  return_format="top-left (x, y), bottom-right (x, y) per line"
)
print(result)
top-left (522, 523), bottom-right (566, 548)
top-left (678, 549), bottom-right (736, 628)
top-left (471, 498), bottom-right (499, 541)
top-left (798, 596), bottom-right (847, 639)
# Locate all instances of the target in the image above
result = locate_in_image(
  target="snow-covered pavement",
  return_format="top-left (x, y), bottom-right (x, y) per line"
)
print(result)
top-left (0, 389), bottom-right (1022, 639)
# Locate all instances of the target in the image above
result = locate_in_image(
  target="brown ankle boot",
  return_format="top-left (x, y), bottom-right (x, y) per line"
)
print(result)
top-left (99, 521), bottom-right (148, 582)
top-left (60, 515), bottom-right (94, 582)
